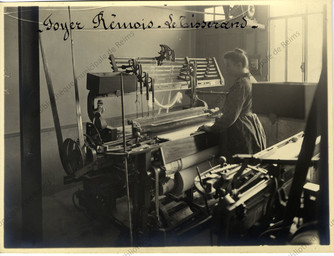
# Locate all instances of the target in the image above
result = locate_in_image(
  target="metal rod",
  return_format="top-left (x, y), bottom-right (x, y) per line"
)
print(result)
top-left (145, 72), bottom-right (150, 116)
top-left (196, 166), bottom-right (204, 188)
top-left (196, 166), bottom-right (210, 214)
top-left (39, 34), bottom-right (66, 168)
top-left (196, 90), bottom-right (229, 95)
top-left (120, 73), bottom-right (133, 246)
top-left (135, 77), bottom-right (139, 118)
top-left (154, 168), bottom-right (160, 223)
top-left (152, 78), bottom-right (155, 118)
top-left (167, 91), bottom-right (171, 113)
top-left (141, 93), bottom-right (144, 117)
top-left (139, 65), bottom-right (144, 117)
top-left (68, 6), bottom-right (85, 150)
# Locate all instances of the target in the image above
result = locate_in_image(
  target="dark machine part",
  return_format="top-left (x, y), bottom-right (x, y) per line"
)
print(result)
top-left (194, 164), bottom-right (277, 244)
top-left (62, 138), bottom-right (84, 175)
top-left (184, 57), bottom-right (195, 106)
top-left (110, 55), bottom-right (143, 119)
top-left (190, 129), bottom-right (321, 245)
top-left (72, 147), bottom-right (156, 229)
top-left (89, 99), bottom-right (118, 143)
top-left (71, 123), bottom-right (220, 240)
top-left (134, 61), bottom-right (140, 118)
top-left (155, 44), bottom-right (175, 66)
top-left (73, 169), bottom-right (125, 218)
top-left (139, 134), bottom-right (220, 238)
top-left (84, 74), bottom-right (135, 177)
top-left (223, 5), bottom-right (256, 20)
top-left (63, 71), bottom-right (137, 180)
top-left (86, 72), bottom-right (137, 121)
top-left (183, 57), bottom-right (208, 108)
top-left (189, 58), bottom-right (198, 107)
top-left (192, 163), bottom-right (276, 244)
top-left (69, 129), bottom-right (319, 245)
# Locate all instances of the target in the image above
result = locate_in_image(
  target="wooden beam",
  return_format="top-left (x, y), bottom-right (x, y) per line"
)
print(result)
top-left (18, 6), bottom-right (42, 245)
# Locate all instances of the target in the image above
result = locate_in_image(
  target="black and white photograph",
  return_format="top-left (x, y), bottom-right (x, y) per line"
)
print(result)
top-left (1, 0), bottom-right (333, 253)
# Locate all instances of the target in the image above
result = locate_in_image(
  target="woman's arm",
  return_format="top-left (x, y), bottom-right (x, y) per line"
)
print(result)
top-left (210, 80), bottom-right (248, 132)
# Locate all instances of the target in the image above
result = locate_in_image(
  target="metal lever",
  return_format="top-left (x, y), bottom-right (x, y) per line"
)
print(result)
top-left (108, 54), bottom-right (118, 72)
top-left (150, 77), bottom-right (155, 118)
top-left (139, 65), bottom-right (144, 117)
top-left (145, 72), bottom-right (149, 116)
top-left (196, 166), bottom-right (210, 214)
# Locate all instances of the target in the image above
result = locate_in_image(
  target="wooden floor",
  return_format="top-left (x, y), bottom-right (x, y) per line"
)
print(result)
top-left (5, 184), bottom-right (213, 248)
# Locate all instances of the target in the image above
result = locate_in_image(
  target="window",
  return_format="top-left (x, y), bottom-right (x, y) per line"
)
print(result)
top-left (204, 6), bottom-right (225, 22)
top-left (269, 4), bottom-right (323, 83)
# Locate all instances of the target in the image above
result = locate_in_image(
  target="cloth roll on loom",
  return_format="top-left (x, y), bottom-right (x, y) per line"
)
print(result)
top-left (173, 161), bottom-right (213, 195)
top-left (162, 146), bottom-right (219, 195)
top-left (164, 146), bottom-right (219, 175)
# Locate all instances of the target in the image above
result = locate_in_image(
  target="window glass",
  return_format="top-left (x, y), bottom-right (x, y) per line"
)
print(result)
top-left (204, 6), bottom-right (225, 21)
top-left (216, 6), bottom-right (224, 15)
top-left (307, 14), bottom-right (323, 82)
top-left (269, 4), bottom-right (323, 82)
top-left (204, 7), bottom-right (214, 22)
top-left (269, 19), bottom-right (286, 82)
top-left (287, 17), bottom-right (303, 82)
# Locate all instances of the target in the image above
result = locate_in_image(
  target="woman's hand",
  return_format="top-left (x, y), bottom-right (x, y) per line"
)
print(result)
top-left (197, 125), bottom-right (213, 133)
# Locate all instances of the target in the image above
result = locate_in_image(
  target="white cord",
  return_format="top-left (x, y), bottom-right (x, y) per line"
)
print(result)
top-left (148, 91), bottom-right (183, 110)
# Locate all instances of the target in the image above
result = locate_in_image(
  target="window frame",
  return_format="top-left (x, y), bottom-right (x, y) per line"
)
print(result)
top-left (268, 9), bottom-right (323, 82)
top-left (204, 6), bottom-right (225, 22)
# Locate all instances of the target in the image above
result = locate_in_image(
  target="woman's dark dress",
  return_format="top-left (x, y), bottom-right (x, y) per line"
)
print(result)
top-left (211, 73), bottom-right (266, 160)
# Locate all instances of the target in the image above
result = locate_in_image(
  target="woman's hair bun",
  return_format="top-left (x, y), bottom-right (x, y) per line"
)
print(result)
top-left (234, 48), bottom-right (247, 55)
top-left (224, 48), bottom-right (249, 68)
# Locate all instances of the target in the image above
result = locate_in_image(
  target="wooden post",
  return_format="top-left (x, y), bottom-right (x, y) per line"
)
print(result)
top-left (18, 6), bottom-right (43, 245)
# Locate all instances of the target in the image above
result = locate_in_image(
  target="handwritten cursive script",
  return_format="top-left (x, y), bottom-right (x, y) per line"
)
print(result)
top-left (39, 13), bottom-right (84, 40)
top-left (39, 11), bottom-right (256, 41)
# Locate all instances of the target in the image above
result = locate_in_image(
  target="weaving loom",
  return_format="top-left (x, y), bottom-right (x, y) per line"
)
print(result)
top-left (54, 45), bottom-right (320, 245)
top-left (57, 45), bottom-right (229, 243)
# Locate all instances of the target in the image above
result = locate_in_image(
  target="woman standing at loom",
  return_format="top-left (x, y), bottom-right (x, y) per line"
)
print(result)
top-left (199, 48), bottom-right (266, 161)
